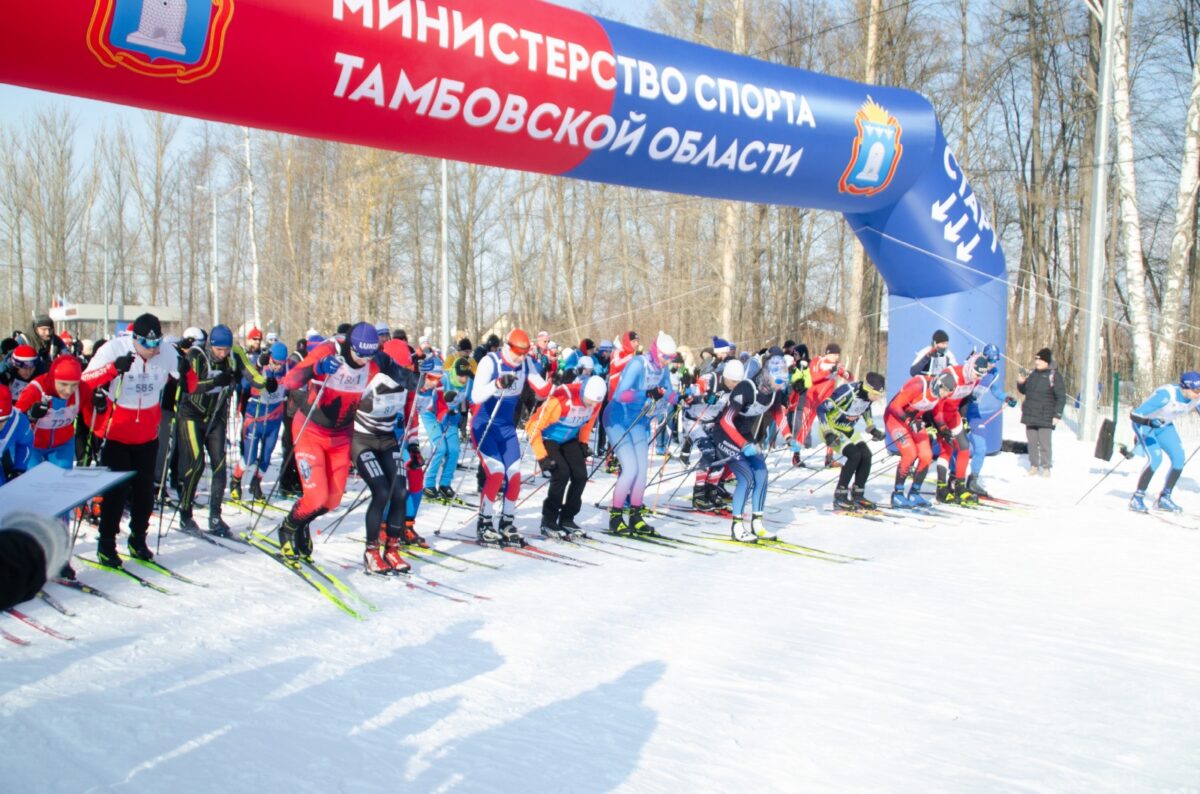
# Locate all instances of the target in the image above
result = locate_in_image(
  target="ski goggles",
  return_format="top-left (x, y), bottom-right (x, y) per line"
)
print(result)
top-left (134, 334), bottom-right (163, 349)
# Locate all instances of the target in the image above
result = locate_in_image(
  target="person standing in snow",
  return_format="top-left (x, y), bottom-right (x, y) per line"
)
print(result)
top-left (1016, 348), bottom-right (1065, 477)
top-left (1126, 371), bottom-right (1200, 514)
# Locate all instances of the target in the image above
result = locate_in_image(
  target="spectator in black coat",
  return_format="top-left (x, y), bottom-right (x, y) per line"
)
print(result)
top-left (1017, 347), bottom-right (1066, 477)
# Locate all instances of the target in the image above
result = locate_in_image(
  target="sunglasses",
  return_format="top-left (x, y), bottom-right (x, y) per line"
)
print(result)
top-left (135, 335), bottom-right (163, 349)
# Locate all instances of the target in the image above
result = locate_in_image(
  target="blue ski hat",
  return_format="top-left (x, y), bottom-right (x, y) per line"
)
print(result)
top-left (419, 355), bottom-right (444, 376)
top-left (348, 322), bottom-right (380, 359)
top-left (210, 324), bottom-right (233, 348)
top-left (305, 332), bottom-right (324, 353)
top-left (598, 339), bottom-right (613, 353)
top-left (269, 342), bottom-right (289, 362)
top-left (1181, 371), bottom-right (1200, 391)
top-left (712, 336), bottom-right (732, 354)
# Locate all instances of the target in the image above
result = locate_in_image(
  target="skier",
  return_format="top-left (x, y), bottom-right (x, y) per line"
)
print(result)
top-left (1127, 371), bottom-right (1200, 513)
top-left (712, 348), bottom-right (793, 541)
top-left (469, 328), bottom-right (551, 545)
top-left (787, 344), bottom-right (812, 467)
top-left (0, 384), bottom-right (33, 481)
top-left (231, 341), bottom-right (290, 503)
top-left (177, 324), bottom-right (269, 537)
top-left (278, 323), bottom-right (386, 561)
top-left (80, 313), bottom-right (194, 566)
top-left (961, 343), bottom-right (1016, 497)
top-left (910, 329), bottom-right (957, 376)
top-left (885, 370), bottom-right (955, 508)
top-left (421, 356), bottom-right (471, 501)
top-left (603, 331), bottom-right (677, 535)
top-left (0, 345), bottom-right (42, 403)
top-left (931, 355), bottom-right (989, 504)
top-left (683, 362), bottom-right (736, 510)
top-left (29, 314), bottom-right (66, 366)
top-left (528, 375), bottom-right (607, 537)
top-left (799, 343), bottom-right (853, 463)
top-left (351, 333), bottom-right (421, 573)
top-left (15, 354), bottom-right (82, 469)
top-left (818, 373), bottom-right (886, 511)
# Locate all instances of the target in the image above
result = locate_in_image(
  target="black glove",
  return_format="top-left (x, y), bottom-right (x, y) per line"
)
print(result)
top-left (113, 353), bottom-right (135, 374)
top-left (937, 425), bottom-right (953, 445)
top-left (646, 387), bottom-right (666, 400)
top-left (264, 376), bottom-right (278, 394)
top-left (178, 355), bottom-right (191, 380)
top-left (539, 456), bottom-right (557, 473)
top-left (178, 338), bottom-right (193, 352)
top-left (210, 369), bottom-right (233, 388)
top-left (0, 369), bottom-right (12, 386)
top-left (823, 432), bottom-right (837, 448)
top-left (407, 443), bottom-right (423, 470)
top-left (869, 427), bottom-right (885, 442)
top-left (92, 391), bottom-right (108, 413)
top-left (28, 401), bottom-right (49, 420)
top-left (444, 390), bottom-right (458, 403)
top-left (497, 372), bottom-right (517, 389)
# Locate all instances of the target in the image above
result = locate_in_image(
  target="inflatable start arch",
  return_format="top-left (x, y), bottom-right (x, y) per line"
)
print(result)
top-left (0, 0), bottom-right (1007, 447)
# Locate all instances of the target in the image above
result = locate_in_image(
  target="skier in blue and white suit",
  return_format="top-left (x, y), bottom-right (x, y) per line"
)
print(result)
top-left (1128, 371), bottom-right (1200, 513)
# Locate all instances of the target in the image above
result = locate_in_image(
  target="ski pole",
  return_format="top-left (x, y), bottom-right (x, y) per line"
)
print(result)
top-left (153, 379), bottom-right (185, 553)
top-left (434, 392), bottom-right (505, 536)
top-left (162, 384), bottom-right (231, 551)
top-left (370, 381), bottom-right (425, 542)
top-left (319, 481), bottom-right (372, 543)
top-left (248, 377), bottom-right (329, 538)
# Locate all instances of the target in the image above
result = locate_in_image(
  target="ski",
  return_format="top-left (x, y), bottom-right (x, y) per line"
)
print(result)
top-left (228, 497), bottom-right (289, 516)
top-left (759, 537), bottom-right (869, 562)
top-left (177, 525), bottom-right (247, 554)
top-left (399, 571), bottom-right (490, 601)
top-left (355, 562), bottom-right (489, 602)
top-left (127, 557), bottom-right (209, 587)
top-left (451, 534), bottom-right (585, 567)
top-left (597, 529), bottom-right (717, 556)
top-left (1136, 510), bottom-right (1197, 530)
top-left (37, 590), bottom-right (77, 617)
top-left (402, 548), bottom-right (470, 573)
top-left (240, 533), bottom-right (365, 620)
top-left (358, 566), bottom-right (470, 603)
top-left (688, 532), bottom-right (847, 562)
top-left (424, 495), bottom-right (476, 512)
top-left (538, 532), bottom-right (646, 561)
top-left (247, 531), bottom-right (378, 612)
top-left (825, 506), bottom-right (888, 523)
top-left (76, 556), bottom-right (175, 595)
top-left (518, 538), bottom-right (601, 566)
top-left (581, 533), bottom-right (675, 557)
top-left (1, 626), bottom-right (30, 646)
top-left (51, 577), bottom-right (141, 609)
top-left (6, 608), bottom-right (74, 641)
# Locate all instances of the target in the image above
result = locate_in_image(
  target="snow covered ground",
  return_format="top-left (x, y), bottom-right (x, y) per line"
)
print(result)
top-left (4, 412), bottom-right (1200, 793)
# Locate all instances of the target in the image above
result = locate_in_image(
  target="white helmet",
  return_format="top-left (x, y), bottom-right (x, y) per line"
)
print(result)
top-left (654, 331), bottom-right (677, 358)
top-left (722, 358), bottom-right (745, 382)
top-left (183, 326), bottom-right (206, 345)
top-left (578, 355), bottom-right (595, 371)
top-left (583, 375), bottom-right (608, 404)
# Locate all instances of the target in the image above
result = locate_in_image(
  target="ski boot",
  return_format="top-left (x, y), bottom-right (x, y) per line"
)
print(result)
top-left (966, 474), bottom-right (989, 498)
top-left (208, 514), bottom-right (233, 538)
top-left (1129, 491), bottom-right (1149, 513)
top-left (692, 482), bottom-right (717, 511)
top-left (179, 510), bottom-right (201, 532)
top-left (833, 487), bottom-right (856, 511)
top-left (497, 514), bottom-right (525, 547)
top-left (730, 517), bottom-right (757, 542)
top-left (609, 508), bottom-right (629, 535)
top-left (792, 451), bottom-right (805, 468)
top-left (1157, 491), bottom-right (1183, 513)
top-left (558, 516), bottom-right (586, 539)
top-left (438, 485), bottom-right (456, 501)
top-left (58, 562), bottom-right (76, 581)
top-left (628, 507), bottom-right (656, 536)
top-left (127, 532), bottom-right (154, 562)
top-left (423, 486), bottom-right (440, 500)
top-left (250, 475), bottom-right (266, 502)
top-left (382, 535), bottom-right (412, 573)
top-left (751, 513), bottom-right (776, 541)
top-left (476, 514), bottom-right (502, 544)
top-left (852, 487), bottom-right (878, 511)
top-left (402, 520), bottom-right (427, 548)
top-left (890, 488), bottom-right (912, 509)
top-left (364, 539), bottom-right (393, 575)
top-left (229, 477), bottom-right (242, 502)
top-left (541, 522), bottom-right (568, 540)
top-left (278, 517), bottom-right (305, 562)
top-left (96, 536), bottom-right (122, 568)
top-left (935, 480), bottom-right (954, 504)
top-left (907, 488), bottom-right (931, 509)
top-left (956, 479), bottom-right (978, 505)
top-left (713, 482), bottom-right (733, 504)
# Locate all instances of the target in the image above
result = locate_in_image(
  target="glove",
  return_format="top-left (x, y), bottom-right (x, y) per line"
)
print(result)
top-left (91, 390), bottom-right (108, 413)
top-left (496, 372), bottom-right (517, 389)
top-left (1150, 418), bottom-right (1165, 429)
top-left (113, 353), bottom-right (135, 374)
top-left (177, 338), bottom-right (193, 352)
top-left (539, 456), bottom-right (557, 473)
top-left (210, 369), bottom-right (233, 388)
top-left (937, 425), bottom-right (953, 444)
top-left (444, 390), bottom-right (458, 403)
top-left (870, 427), bottom-right (885, 442)
top-left (0, 370), bottom-right (11, 386)
top-left (264, 376), bottom-right (278, 394)
top-left (704, 391), bottom-right (718, 405)
top-left (407, 443), bottom-right (423, 470)
top-left (178, 355), bottom-right (191, 380)
top-left (646, 387), bottom-right (666, 400)
top-left (823, 432), bottom-right (837, 447)
top-left (908, 416), bottom-right (924, 432)
top-left (742, 442), bottom-right (760, 458)
top-left (316, 355), bottom-right (342, 376)
top-left (28, 401), bottom-right (49, 420)
top-left (1005, 396), bottom-right (1017, 407)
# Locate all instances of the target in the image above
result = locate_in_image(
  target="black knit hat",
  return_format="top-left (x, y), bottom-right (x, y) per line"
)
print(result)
top-left (33, 314), bottom-right (53, 330)
top-left (864, 372), bottom-right (886, 393)
top-left (932, 329), bottom-right (950, 344)
top-left (131, 313), bottom-right (162, 340)
top-left (825, 342), bottom-right (841, 355)
top-left (458, 337), bottom-right (473, 352)
top-left (1036, 347), bottom-right (1052, 364)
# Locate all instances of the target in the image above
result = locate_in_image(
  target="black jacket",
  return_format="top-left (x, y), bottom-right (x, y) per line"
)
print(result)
top-left (1017, 366), bottom-right (1066, 428)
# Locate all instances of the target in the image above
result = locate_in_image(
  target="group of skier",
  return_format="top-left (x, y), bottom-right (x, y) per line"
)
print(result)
top-left (2, 310), bottom-right (1199, 591)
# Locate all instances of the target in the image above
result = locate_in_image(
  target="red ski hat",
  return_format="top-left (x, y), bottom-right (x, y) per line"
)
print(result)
top-left (0, 384), bottom-right (11, 419)
top-left (51, 355), bottom-right (82, 383)
top-left (382, 338), bottom-right (414, 369)
top-left (59, 330), bottom-right (74, 344)
top-left (12, 345), bottom-right (37, 366)
top-left (247, 327), bottom-right (264, 341)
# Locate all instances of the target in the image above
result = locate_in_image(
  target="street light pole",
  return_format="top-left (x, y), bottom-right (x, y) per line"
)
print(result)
top-left (211, 191), bottom-right (219, 327)
top-left (440, 159), bottom-right (450, 354)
